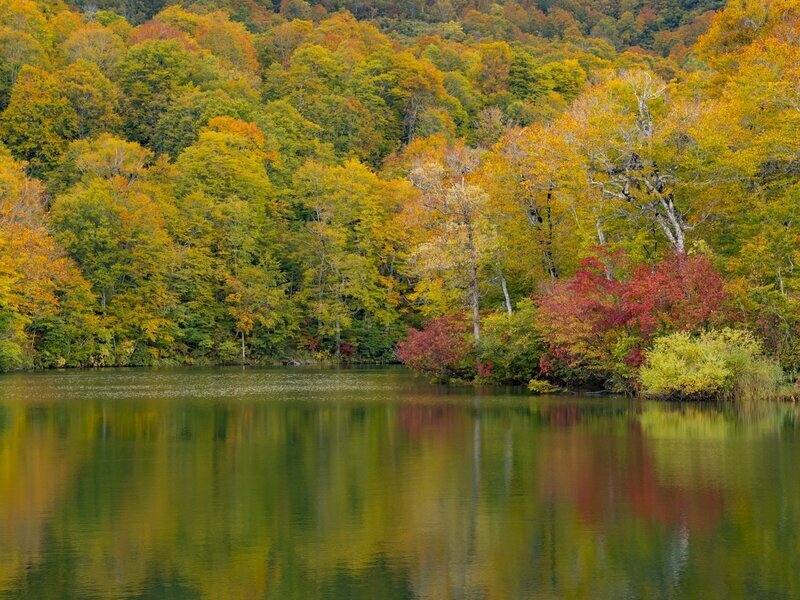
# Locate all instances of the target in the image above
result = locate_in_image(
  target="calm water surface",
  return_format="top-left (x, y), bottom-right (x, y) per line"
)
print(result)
top-left (0, 367), bottom-right (798, 599)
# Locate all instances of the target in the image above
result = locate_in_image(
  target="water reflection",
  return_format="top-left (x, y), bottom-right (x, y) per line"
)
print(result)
top-left (0, 368), bottom-right (798, 599)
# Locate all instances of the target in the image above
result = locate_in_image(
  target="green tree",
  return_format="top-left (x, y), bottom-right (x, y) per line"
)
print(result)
top-left (116, 39), bottom-right (221, 148)
top-left (50, 146), bottom-right (179, 365)
top-left (172, 117), bottom-right (295, 361)
top-left (293, 159), bottom-right (412, 357)
top-left (0, 66), bottom-right (77, 177)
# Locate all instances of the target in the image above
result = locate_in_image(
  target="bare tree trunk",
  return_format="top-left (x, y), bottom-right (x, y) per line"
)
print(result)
top-left (241, 330), bottom-right (246, 368)
top-left (596, 218), bottom-right (606, 246)
top-left (544, 182), bottom-right (559, 279)
top-left (499, 270), bottom-right (513, 315)
top-left (467, 222), bottom-right (480, 342)
top-left (470, 262), bottom-right (480, 342)
top-left (595, 218), bottom-right (614, 279)
top-left (526, 183), bottom-right (559, 279)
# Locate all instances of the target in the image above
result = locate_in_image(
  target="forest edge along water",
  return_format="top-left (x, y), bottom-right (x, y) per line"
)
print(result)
top-left (0, 366), bottom-right (799, 599)
top-left (2, 1), bottom-right (800, 403)
top-left (1, 0), bottom-right (800, 596)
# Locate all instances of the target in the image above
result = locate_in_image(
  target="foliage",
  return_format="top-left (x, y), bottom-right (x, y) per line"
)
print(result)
top-left (396, 316), bottom-right (474, 381)
top-left (640, 329), bottom-right (785, 401)
top-left (478, 299), bottom-right (544, 384)
top-left (0, 0), bottom-right (796, 390)
top-left (527, 378), bottom-right (561, 395)
top-left (537, 252), bottom-right (726, 390)
top-left (0, 147), bottom-right (97, 369)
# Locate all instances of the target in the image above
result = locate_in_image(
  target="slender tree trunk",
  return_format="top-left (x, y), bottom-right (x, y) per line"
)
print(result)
top-left (544, 182), bottom-right (559, 279)
top-left (241, 330), bottom-right (246, 368)
top-left (471, 264), bottom-right (480, 342)
top-left (595, 219), bottom-right (614, 280)
top-left (596, 218), bottom-right (606, 246)
top-left (466, 221), bottom-right (480, 342)
top-left (526, 184), bottom-right (559, 280)
top-left (499, 270), bottom-right (513, 315)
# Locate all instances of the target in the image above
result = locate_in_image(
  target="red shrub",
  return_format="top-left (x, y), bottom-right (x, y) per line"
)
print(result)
top-left (396, 316), bottom-right (474, 380)
top-left (537, 251), bottom-right (726, 388)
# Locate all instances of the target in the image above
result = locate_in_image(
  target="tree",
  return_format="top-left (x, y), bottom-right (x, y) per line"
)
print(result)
top-left (172, 117), bottom-right (294, 361)
top-left (702, 20), bottom-right (800, 370)
top-left (0, 27), bottom-right (46, 110)
top-left (696, 0), bottom-right (799, 63)
top-left (194, 11), bottom-right (260, 77)
top-left (396, 316), bottom-right (473, 381)
top-left (50, 145), bottom-right (179, 365)
top-left (59, 60), bottom-right (122, 138)
top-left (61, 24), bottom-right (125, 71)
top-left (568, 72), bottom-right (701, 254)
top-left (408, 144), bottom-right (488, 342)
top-left (478, 299), bottom-right (544, 383)
top-left (482, 124), bottom-right (584, 285)
top-left (152, 88), bottom-right (253, 158)
top-left (0, 66), bottom-right (77, 177)
top-left (116, 39), bottom-right (220, 148)
top-left (0, 62), bottom-right (121, 177)
top-left (293, 159), bottom-right (412, 357)
top-left (0, 147), bottom-right (95, 370)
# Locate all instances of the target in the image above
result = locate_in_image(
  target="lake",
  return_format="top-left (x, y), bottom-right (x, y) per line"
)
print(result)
top-left (0, 367), bottom-right (798, 599)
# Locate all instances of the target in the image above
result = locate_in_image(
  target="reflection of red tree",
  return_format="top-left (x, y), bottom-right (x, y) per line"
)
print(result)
top-left (540, 405), bottom-right (583, 428)
top-left (538, 420), bottom-right (723, 535)
top-left (624, 421), bottom-right (722, 534)
top-left (396, 405), bottom-right (459, 441)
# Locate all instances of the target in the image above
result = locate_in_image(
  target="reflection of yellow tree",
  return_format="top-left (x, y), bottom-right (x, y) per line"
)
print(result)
top-left (1, 378), bottom-right (800, 599)
top-left (0, 405), bottom-right (91, 590)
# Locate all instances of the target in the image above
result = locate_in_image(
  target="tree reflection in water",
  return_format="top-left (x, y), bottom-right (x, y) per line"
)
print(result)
top-left (0, 368), bottom-right (797, 599)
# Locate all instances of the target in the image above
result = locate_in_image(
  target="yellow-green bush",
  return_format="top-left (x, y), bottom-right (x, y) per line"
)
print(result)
top-left (640, 329), bottom-right (785, 400)
top-left (478, 300), bottom-right (545, 384)
top-left (527, 378), bottom-right (561, 395)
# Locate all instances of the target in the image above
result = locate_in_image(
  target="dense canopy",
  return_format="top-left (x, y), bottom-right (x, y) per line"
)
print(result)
top-left (0, 0), bottom-right (798, 394)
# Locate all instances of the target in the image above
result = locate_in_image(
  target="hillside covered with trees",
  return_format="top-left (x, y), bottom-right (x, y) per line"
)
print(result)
top-left (0, 0), bottom-right (798, 397)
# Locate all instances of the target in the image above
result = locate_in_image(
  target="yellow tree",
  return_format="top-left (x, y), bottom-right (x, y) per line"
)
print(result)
top-left (173, 117), bottom-right (293, 362)
top-left (0, 147), bottom-right (94, 370)
top-left (407, 143), bottom-right (491, 342)
top-left (481, 123), bottom-right (585, 287)
top-left (695, 3), bottom-right (800, 367)
top-left (293, 159), bottom-right (412, 357)
top-left (562, 70), bottom-right (736, 257)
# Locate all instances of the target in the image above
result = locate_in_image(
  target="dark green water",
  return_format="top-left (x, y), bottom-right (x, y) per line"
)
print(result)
top-left (0, 367), bottom-right (798, 599)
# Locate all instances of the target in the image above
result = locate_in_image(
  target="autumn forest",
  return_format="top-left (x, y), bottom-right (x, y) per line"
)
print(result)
top-left (0, 0), bottom-right (798, 398)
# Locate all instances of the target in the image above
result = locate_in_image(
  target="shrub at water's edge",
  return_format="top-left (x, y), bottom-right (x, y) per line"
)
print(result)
top-left (527, 379), bottom-right (562, 395)
top-left (640, 329), bottom-right (788, 401)
top-left (395, 316), bottom-right (476, 383)
top-left (396, 301), bottom-right (548, 385)
top-left (536, 251), bottom-right (727, 393)
top-left (477, 299), bottom-right (544, 384)
top-left (396, 250), bottom-right (798, 400)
